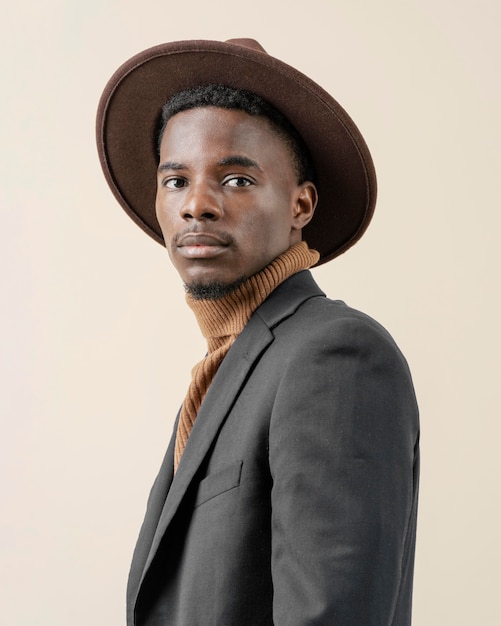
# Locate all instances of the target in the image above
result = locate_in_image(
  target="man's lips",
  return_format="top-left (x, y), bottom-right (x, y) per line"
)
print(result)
top-left (176, 233), bottom-right (230, 259)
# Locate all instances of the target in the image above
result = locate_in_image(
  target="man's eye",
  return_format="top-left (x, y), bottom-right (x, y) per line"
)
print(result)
top-left (164, 177), bottom-right (186, 189)
top-left (225, 177), bottom-right (252, 188)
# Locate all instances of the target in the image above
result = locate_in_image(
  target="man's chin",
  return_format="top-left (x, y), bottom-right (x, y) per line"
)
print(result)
top-left (184, 277), bottom-right (246, 301)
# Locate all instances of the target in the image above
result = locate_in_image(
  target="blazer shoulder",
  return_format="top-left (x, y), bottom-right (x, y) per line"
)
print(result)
top-left (301, 294), bottom-right (397, 339)
top-left (252, 269), bottom-right (414, 378)
top-left (272, 286), bottom-right (415, 379)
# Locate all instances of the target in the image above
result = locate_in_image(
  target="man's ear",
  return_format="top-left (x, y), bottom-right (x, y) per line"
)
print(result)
top-left (291, 181), bottom-right (318, 231)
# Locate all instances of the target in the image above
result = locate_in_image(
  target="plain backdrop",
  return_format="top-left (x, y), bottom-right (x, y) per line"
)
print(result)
top-left (1, 1), bottom-right (500, 624)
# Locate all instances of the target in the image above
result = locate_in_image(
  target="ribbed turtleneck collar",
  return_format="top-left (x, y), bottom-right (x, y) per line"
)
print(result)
top-left (186, 242), bottom-right (320, 352)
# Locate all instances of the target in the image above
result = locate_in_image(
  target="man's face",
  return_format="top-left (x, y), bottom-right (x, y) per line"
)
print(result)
top-left (156, 107), bottom-right (316, 291)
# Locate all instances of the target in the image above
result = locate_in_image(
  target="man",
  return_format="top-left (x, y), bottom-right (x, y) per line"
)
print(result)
top-left (97, 39), bottom-right (419, 625)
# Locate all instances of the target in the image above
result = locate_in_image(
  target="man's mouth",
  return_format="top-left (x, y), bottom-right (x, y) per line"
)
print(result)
top-left (176, 233), bottom-right (229, 259)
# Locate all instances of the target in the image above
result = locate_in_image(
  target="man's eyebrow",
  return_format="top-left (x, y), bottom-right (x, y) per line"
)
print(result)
top-left (218, 155), bottom-right (262, 171)
top-left (157, 156), bottom-right (263, 173)
top-left (157, 161), bottom-right (185, 173)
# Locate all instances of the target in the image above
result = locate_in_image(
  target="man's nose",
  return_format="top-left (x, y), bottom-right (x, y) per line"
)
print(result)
top-left (181, 182), bottom-right (222, 221)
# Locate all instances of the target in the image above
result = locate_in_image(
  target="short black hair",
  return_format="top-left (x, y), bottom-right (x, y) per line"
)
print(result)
top-left (158, 84), bottom-right (315, 184)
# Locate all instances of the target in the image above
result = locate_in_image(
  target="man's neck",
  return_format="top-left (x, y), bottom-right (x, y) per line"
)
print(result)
top-left (185, 241), bottom-right (320, 350)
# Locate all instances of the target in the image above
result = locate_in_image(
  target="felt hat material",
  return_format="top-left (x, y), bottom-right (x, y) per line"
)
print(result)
top-left (96, 38), bottom-right (377, 265)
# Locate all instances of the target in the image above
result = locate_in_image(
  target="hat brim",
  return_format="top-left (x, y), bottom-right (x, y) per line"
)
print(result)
top-left (96, 39), bottom-right (377, 265)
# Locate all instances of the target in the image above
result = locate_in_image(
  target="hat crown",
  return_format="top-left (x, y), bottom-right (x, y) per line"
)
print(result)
top-left (225, 38), bottom-right (267, 54)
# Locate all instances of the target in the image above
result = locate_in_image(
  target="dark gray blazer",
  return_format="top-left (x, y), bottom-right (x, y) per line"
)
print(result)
top-left (127, 271), bottom-right (419, 626)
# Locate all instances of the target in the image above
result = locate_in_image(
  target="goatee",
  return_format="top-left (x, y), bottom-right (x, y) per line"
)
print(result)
top-left (184, 277), bottom-right (246, 301)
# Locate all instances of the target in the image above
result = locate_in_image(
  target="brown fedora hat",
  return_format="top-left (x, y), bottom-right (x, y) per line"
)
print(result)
top-left (96, 38), bottom-right (376, 265)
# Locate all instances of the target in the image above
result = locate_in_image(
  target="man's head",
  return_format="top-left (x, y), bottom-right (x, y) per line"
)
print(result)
top-left (97, 39), bottom-right (377, 266)
top-left (155, 92), bottom-right (318, 298)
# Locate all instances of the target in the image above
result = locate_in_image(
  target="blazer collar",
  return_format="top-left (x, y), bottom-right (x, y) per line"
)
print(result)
top-left (254, 269), bottom-right (325, 329)
top-left (134, 270), bottom-right (324, 597)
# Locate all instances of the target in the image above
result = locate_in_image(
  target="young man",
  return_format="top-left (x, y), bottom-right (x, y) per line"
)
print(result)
top-left (97, 39), bottom-right (419, 625)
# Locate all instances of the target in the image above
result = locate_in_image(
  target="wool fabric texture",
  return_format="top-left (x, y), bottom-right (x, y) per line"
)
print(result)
top-left (174, 241), bottom-right (320, 470)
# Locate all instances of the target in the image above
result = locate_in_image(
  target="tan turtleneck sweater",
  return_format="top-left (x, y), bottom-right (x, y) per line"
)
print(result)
top-left (174, 241), bottom-right (320, 471)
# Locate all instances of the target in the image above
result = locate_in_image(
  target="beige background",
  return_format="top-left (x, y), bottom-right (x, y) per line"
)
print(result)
top-left (1, 0), bottom-right (499, 624)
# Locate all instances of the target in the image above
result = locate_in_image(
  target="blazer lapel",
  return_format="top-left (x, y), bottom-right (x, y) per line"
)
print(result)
top-left (134, 270), bottom-right (324, 598)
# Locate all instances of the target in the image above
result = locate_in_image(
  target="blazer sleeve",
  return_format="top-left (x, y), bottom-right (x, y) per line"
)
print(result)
top-left (268, 312), bottom-right (419, 625)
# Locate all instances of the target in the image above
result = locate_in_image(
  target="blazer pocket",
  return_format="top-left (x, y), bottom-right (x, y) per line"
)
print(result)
top-left (194, 460), bottom-right (243, 508)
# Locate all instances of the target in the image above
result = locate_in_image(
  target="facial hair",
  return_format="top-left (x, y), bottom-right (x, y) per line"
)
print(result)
top-left (184, 277), bottom-right (246, 301)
